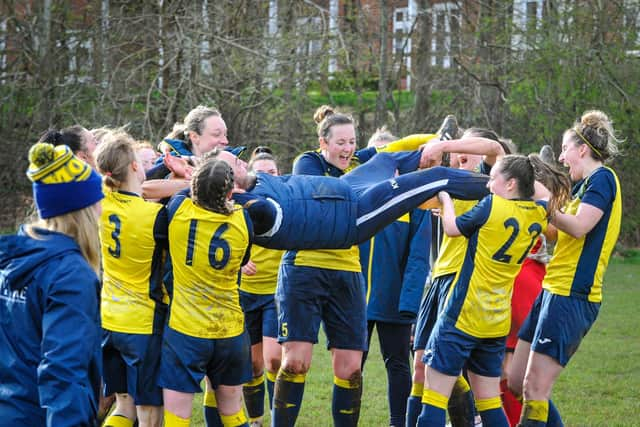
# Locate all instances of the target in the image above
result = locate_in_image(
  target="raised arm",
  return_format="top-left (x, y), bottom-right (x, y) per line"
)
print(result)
top-left (421, 137), bottom-right (505, 168)
top-left (437, 191), bottom-right (462, 237)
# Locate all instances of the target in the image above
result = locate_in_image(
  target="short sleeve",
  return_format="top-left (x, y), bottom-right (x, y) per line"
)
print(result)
top-left (455, 195), bottom-right (493, 237)
top-left (580, 168), bottom-right (617, 212)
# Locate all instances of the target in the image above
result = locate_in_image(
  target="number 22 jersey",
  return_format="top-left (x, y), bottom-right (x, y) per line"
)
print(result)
top-left (444, 195), bottom-right (548, 338)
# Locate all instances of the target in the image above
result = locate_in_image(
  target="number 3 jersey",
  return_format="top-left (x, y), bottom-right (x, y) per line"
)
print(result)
top-left (99, 190), bottom-right (168, 334)
top-left (445, 195), bottom-right (548, 338)
top-left (167, 193), bottom-right (252, 339)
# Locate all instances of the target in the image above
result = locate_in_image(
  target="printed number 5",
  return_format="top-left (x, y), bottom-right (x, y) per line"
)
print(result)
top-left (281, 322), bottom-right (288, 337)
top-left (108, 214), bottom-right (121, 258)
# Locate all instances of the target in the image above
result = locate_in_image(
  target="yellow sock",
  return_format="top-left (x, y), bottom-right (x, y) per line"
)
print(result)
top-left (333, 375), bottom-right (360, 389)
top-left (476, 396), bottom-right (503, 412)
top-left (103, 414), bottom-right (134, 427)
top-left (220, 408), bottom-right (248, 426)
top-left (277, 369), bottom-right (306, 383)
top-left (164, 410), bottom-right (190, 427)
top-left (246, 374), bottom-right (265, 387)
top-left (522, 399), bottom-right (549, 422)
top-left (410, 382), bottom-right (424, 398)
top-left (266, 370), bottom-right (278, 383)
top-left (421, 389), bottom-right (449, 409)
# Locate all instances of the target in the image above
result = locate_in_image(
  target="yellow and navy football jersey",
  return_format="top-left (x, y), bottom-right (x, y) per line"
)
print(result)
top-left (167, 194), bottom-right (251, 339)
top-left (431, 199), bottom-right (478, 279)
top-left (100, 190), bottom-right (168, 334)
top-left (285, 150), bottom-right (363, 272)
top-left (544, 167), bottom-right (621, 302)
top-left (445, 195), bottom-right (548, 338)
top-left (239, 245), bottom-right (284, 295)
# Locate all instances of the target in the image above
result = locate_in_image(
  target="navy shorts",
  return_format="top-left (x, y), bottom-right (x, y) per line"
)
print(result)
top-left (518, 289), bottom-right (600, 366)
top-left (239, 290), bottom-right (278, 345)
top-left (102, 329), bottom-right (163, 406)
top-left (413, 273), bottom-right (456, 351)
top-left (423, 316), bottom-right (506, 377)
top-left (158, 326), bottom-right (252, 393)
top-left (276, 264), bottom-right (367, 351)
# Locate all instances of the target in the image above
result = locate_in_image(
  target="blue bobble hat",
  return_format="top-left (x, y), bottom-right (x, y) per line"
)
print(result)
top-left (27, 142), bottom-right (104, 219)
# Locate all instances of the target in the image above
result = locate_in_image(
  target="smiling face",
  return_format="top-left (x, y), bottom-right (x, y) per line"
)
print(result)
top-left (191, 115), bottom-right (229, 156)
top-left (558, 131), bottom-right (586, 181)
top-left (320, 123), bottom-right (356, 171)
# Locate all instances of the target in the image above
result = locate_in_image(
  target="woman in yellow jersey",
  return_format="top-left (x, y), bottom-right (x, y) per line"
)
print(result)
top-left (508, 111), bottom-right (623, 427)
top-left (95, 130), bottom-right (168, 427)
top-left (407, 127), bottom-right (508, 427)
top-left (239, 152), bottom-right (284, 426)
top-left (159, 156), bottom-right (253, 427)
top-left (417, 154), bottom-right (570, 427)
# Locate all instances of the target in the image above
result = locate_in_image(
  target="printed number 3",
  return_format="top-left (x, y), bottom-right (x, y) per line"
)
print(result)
top-left (108, 214), bottom-right (121, 258)
top-left (185, 220), bottom-right (231, 270)
top-left (492, 217), bottom-right (541, 264)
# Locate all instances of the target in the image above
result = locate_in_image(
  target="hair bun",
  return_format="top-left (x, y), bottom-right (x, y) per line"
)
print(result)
top-left (581, 110), bottom-right (609, 129)
top-left (28, 142), bottom-right (56, 167)
top-left (313, 105), bottom-right (335, 124)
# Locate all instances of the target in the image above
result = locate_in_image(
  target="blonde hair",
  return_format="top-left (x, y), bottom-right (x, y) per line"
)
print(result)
top-left (25, 206), bottom-right (101, 274)
top-left (135, 140), bottom-right (155, 151)
top-left (368, 126), bottom-right (395, 146)
top-left (91, 125), bottom-right (129, 145)
top-left (568, 110), bottom-right (622, 162)
top-left (95, 130), bottom-right (137, 189)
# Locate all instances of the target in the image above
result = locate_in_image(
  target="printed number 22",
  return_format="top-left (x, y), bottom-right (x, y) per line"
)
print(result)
top-left (185, 220), bottom-right (231, 270)
top-left (492, 217), bottom-right (541, 264)
top-left (108, 214), bottom-right (121, 258)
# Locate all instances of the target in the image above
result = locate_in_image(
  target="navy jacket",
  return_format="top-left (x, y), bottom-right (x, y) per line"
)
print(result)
top-left (0, 227), bottom-right (101, 427)
top-left (359, 209), bottom-right (431, 323)
top-left (249, 172), bottom-right (359, 250)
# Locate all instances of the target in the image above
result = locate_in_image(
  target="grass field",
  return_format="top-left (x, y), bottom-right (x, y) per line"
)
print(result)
top-left (187, 259), bottom-right (639, 426)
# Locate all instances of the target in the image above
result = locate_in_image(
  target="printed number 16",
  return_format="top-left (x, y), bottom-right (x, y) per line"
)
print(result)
top-left (185, 220), bottom-right (231, 270)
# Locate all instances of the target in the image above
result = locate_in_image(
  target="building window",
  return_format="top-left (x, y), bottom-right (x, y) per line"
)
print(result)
top-left (296, 16), bottom-right (322, 75)
top-left (0, 19), bottom-right (6, 82)
top-left (58, 31), bottom-right (93, 83)
top-left (624, 0), bottom-right (640, 55)
top-left (431, 2), bottom-right (460, 68)
top-left (512, 0), bottom-right (543, 49)
top-left (393, 7), bottom-right (411, 55)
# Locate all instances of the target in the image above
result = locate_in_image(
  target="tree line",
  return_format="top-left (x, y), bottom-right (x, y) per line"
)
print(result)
top-left (1, 0), bottom-right (638, 245)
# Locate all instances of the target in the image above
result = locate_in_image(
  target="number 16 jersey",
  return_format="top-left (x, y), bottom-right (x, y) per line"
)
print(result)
top-left (167, 193), bottom-right (252, 339)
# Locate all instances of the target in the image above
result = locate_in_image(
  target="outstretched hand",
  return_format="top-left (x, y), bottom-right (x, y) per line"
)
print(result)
top-left (164, 149), bottom-right (194, 179)
top-left (419, 142), bottom-right (444, 168)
